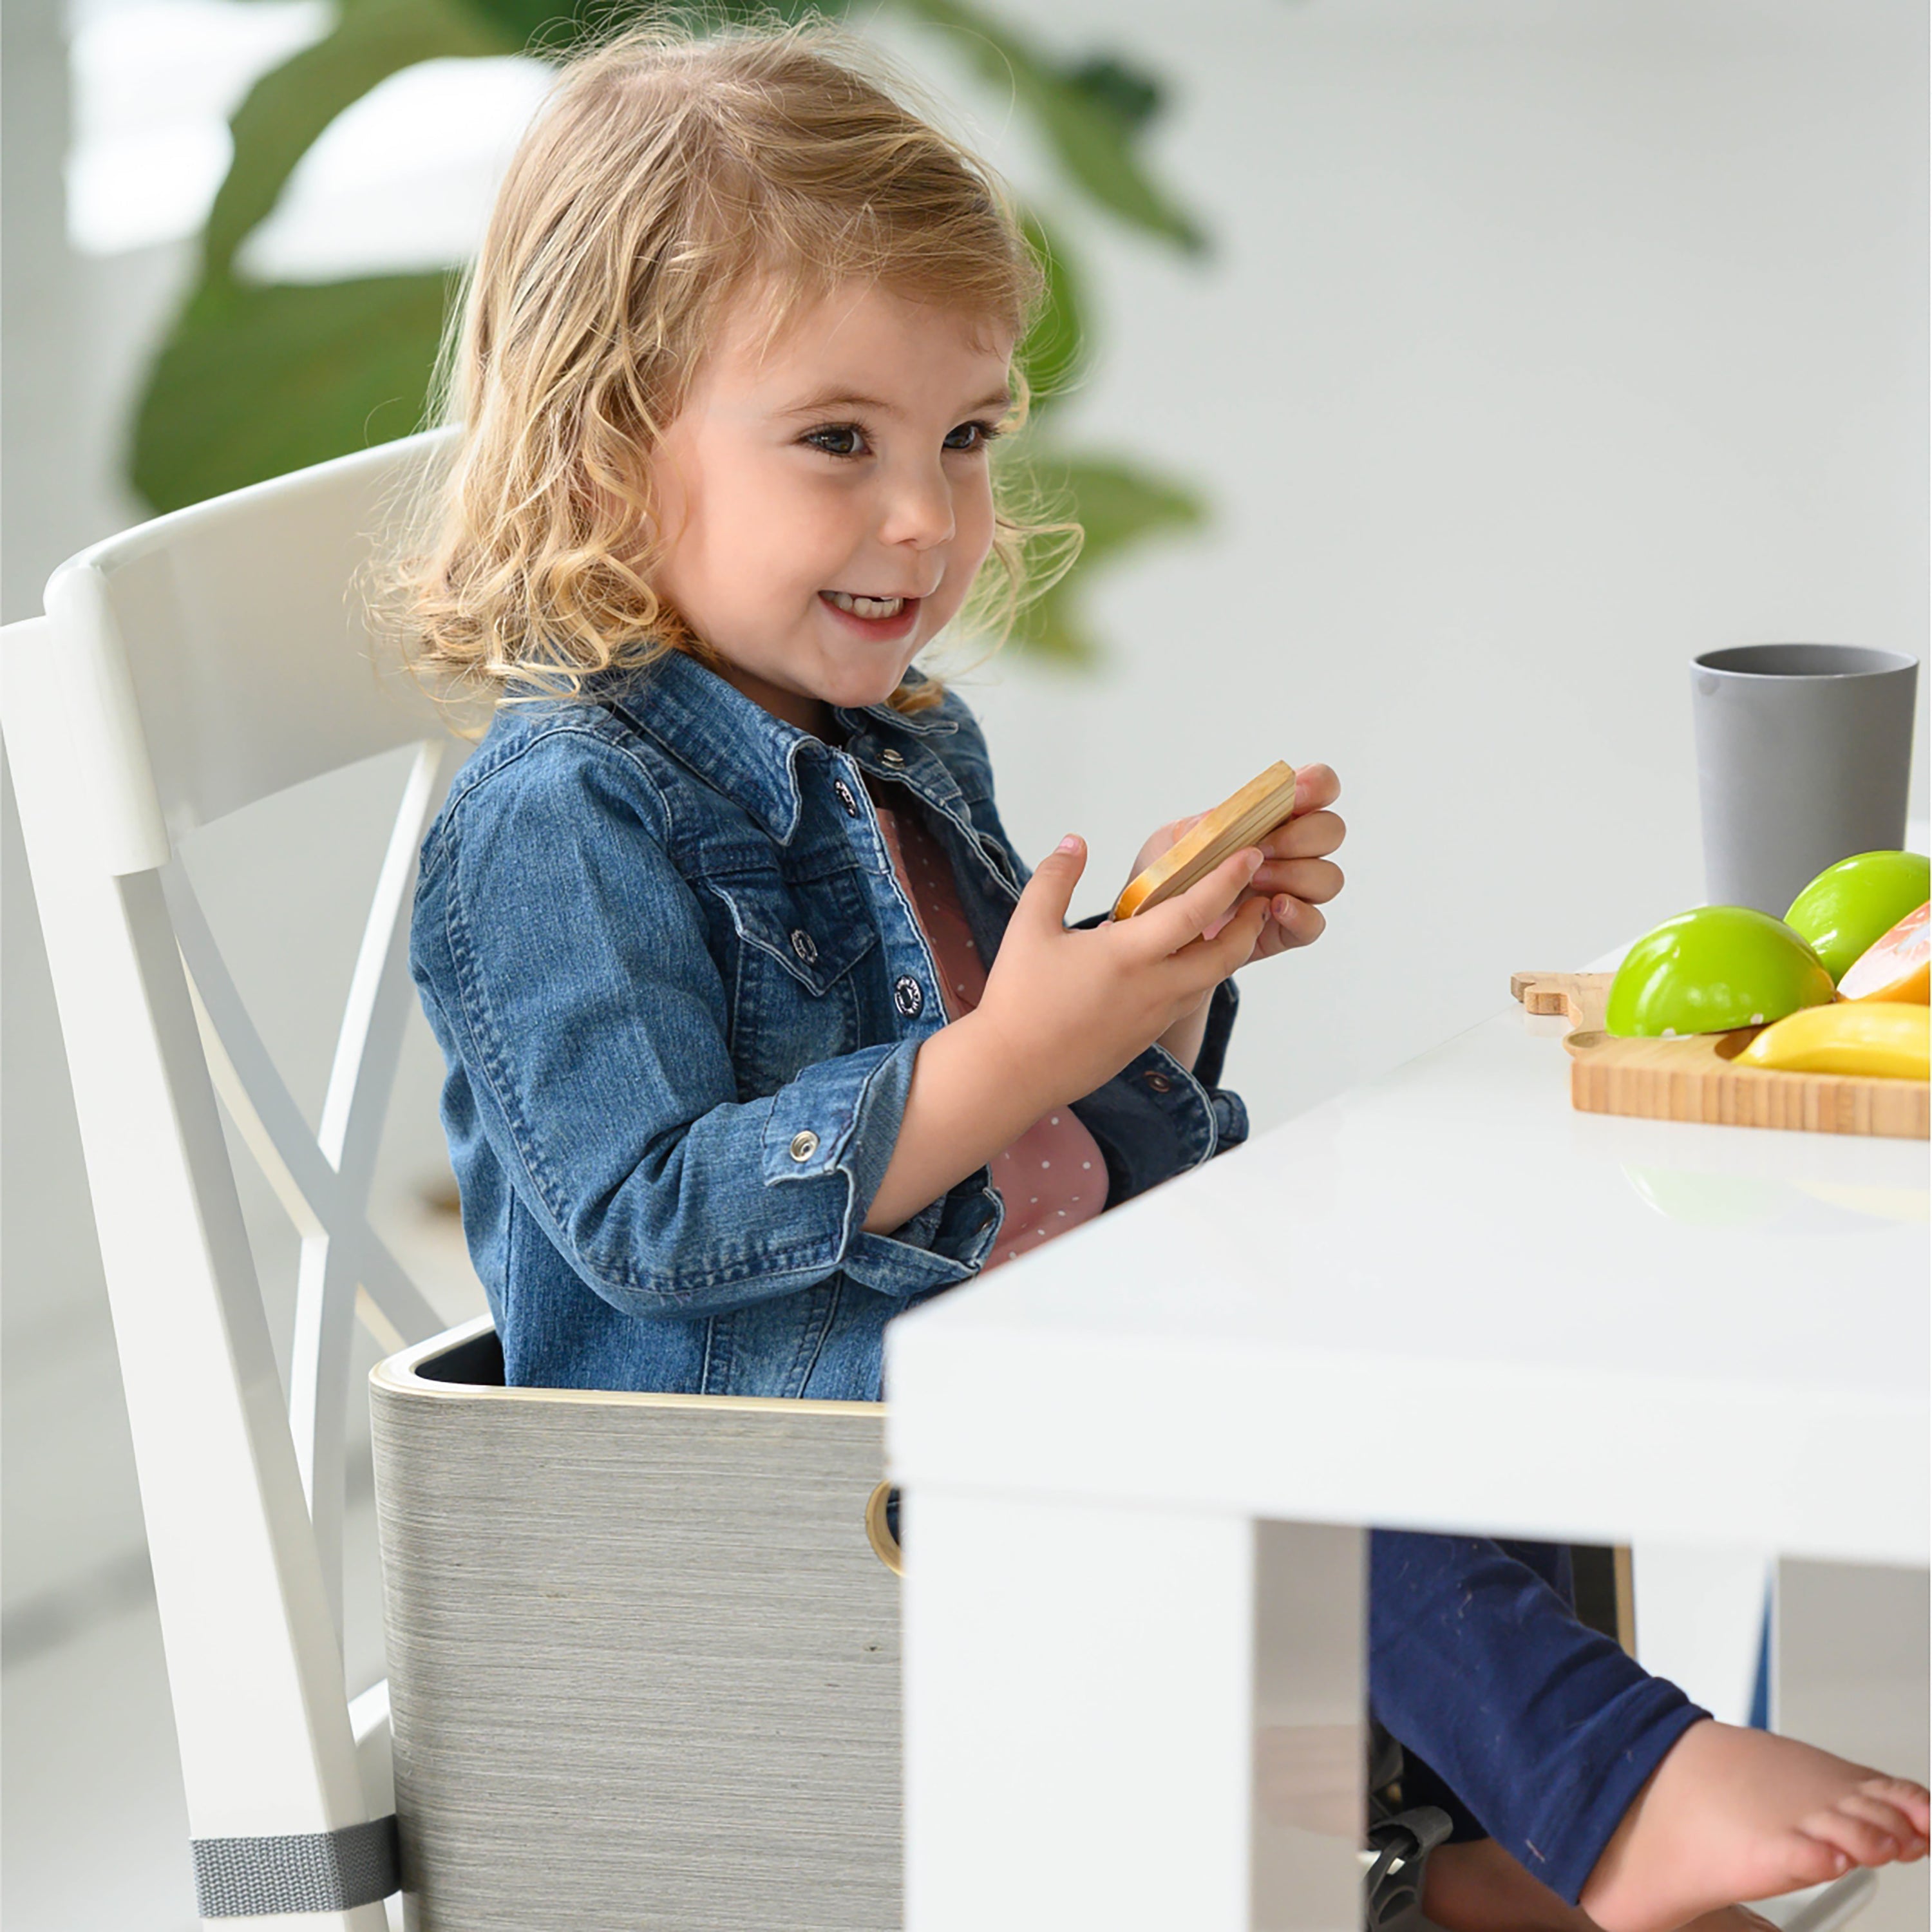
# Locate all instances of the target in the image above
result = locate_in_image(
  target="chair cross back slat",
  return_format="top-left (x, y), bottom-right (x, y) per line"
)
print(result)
top-left (2, 430), bottom-right (469, 1928)
top-left (170, 886), bottom-right (439, 1331)
top-left (163, 738), bottom-right (451, 1634)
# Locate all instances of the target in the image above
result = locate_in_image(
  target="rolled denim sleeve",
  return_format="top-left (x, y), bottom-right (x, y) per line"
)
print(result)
top-left (430, 741), bottom-right (960, 1319)
top-left (1194, 974), bottom-right (1240, 1093)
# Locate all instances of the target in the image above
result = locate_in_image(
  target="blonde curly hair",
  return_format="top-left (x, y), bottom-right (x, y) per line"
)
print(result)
top-left (388, 17), bottom-right (1071, 710)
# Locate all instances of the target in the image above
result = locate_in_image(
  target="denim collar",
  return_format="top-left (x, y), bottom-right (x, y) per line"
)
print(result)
top-left (605, 645), bottom-right (958, 847)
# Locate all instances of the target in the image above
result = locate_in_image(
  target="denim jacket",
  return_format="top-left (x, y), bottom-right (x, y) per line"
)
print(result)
top-left (409, 646), bottom-right (1249, 1400)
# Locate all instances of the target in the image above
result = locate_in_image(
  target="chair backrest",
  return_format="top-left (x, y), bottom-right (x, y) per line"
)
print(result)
top-left (1, 429), bottom-right (464, 1930)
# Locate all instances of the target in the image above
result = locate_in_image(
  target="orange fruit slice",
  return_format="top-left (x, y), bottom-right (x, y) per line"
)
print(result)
top-left (1838, 899), bottom-right (1929, 1003)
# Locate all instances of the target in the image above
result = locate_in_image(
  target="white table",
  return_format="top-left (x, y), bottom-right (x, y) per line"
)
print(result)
top-left (886, 987), bottom-right (1928, 1931)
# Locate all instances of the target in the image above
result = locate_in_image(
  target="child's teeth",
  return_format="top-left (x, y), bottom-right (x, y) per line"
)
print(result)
top-left (827, 592), bottom-right (905, 618)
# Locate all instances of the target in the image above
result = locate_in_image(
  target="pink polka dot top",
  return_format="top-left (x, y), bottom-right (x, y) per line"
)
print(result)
top-left (870, 793), bottom-right (1108, 1274)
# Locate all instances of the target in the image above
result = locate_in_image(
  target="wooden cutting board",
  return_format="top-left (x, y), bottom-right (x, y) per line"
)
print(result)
top-left (1510, 971), bottom-right (1930, 1141)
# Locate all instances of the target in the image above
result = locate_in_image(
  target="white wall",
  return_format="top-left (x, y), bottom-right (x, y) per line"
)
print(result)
top-left (919, 0), bottom-right (1928, 1130)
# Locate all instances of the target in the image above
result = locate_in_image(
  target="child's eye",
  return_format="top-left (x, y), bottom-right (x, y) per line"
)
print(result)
top-left (944, 419), bottom-right (1003, 453)
top-left (802, 423), bottom-right (869, 459)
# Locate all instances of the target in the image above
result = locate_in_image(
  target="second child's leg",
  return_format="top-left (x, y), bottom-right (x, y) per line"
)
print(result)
top-left (1371, 1529), bottom-right (1707, 1904)
top-left (1369, 1531), bottom-right (1931, 1931)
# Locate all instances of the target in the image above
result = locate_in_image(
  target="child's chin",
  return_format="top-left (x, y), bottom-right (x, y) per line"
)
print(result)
top-left (828, 659), bottom-right (920, 710)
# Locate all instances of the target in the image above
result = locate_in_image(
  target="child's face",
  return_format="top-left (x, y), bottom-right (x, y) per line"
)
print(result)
top-left (649, 279), bottom-right (1014, 733)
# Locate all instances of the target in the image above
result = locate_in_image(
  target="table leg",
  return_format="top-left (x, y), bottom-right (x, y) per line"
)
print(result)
top-left (901, 1490), bottom-right (1361, 1932)
top-left (1774, 1558), bottom-right (1930, 1932)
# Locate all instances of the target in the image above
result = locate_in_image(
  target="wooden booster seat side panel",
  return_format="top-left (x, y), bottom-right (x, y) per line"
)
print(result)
top-left (370, 1334), bottom-right (900, 1932)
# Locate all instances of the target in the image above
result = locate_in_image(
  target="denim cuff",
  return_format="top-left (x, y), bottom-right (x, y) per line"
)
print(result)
top-left (1195, 974), bottom-right (1240, 1091)
top-left (840, 1183), bottom-right (1001, 1299)
top-left (1209, 1085), bottom-right (1249, 1151)
top-left (759, 1041), bottom-right (1004, 1299)
top-left (760, 1036), bottom-right (920, 1216)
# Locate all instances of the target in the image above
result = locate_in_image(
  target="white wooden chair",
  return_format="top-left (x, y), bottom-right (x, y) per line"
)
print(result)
top-left (4, 431), bottom-right (907, 1932)
top-left (1, 431), bottom-right (464, 1927)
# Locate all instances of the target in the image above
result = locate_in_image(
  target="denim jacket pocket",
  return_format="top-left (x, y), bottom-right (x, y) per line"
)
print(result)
top-left (707, 876), bottom-right (878, 1094)
top-left (706, 876), bottom-right (876, 996)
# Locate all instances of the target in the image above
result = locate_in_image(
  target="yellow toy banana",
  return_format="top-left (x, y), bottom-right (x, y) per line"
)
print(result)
top-left (1738, 1001), bottom-right (1929, 1081)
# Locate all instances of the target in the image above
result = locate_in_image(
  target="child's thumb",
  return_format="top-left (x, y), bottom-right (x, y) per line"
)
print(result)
top-left (1017, 834), bottom-right (1088, 931)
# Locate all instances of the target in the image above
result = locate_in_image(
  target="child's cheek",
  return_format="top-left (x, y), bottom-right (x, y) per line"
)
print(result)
top-left (951, 480), bottom-right (998, 589)
top-left (782, 494), bottom-right (861, 592)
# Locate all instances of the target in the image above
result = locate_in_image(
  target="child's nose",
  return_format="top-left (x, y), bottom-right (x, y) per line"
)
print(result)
top-left (878, 463), bottom-right (956, 551)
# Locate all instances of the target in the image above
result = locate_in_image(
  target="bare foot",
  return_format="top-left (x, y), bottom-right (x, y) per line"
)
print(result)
top-left (1423, 1839), bottom-right (1779, 1931)
top-left (1578, 1720), bottom-right (1930, 1932)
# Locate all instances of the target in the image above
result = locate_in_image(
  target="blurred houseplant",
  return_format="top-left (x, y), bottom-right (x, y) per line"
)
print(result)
top-left (130, 0), bottom-right (1208, 661)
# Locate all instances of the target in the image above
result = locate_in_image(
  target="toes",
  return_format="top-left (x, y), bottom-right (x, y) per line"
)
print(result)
top-left (1798, 1806), bottom-right (1903, 1866)
top-left (1861, 1776), bottom-right (1932, 1837)
top-left (1836, 1790), bottom-right (1924, 1848)
top-left (1780, 1829), bottom-right (1854, 1887)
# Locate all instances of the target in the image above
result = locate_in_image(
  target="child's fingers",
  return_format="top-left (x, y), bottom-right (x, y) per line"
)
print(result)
top-left (1014, 834), bottom-right (1088, 935)
top-left (1293, 763), bottom-right (1340, 813)
top-left (1265, 896), bottom-right (1327, 949)
top-left (1262, 810), bottom-right (1346, 861)
top-left (1129, 811), bottom-right (1208, 878)
top-left (1188, 895), bottom-right (1271, 981)
top-left (1135, 847), bottom-right (1264, 953)
top-left (1254, 856), bottom-right (1344, 905)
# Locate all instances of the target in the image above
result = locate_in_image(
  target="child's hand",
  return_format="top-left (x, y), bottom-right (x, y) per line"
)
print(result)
top-left (1239, 760), bottom-right (1345, 960)
top-left (1130, 763), bottom-right (1346, 965)
top-left (973, 835), bottom-right (1271, 1111)
top-left (866, 834), bottom-right (1271, 1232)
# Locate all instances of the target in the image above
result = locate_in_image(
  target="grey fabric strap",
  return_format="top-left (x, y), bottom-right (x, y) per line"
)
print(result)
top-left (191, 1815), bottom-right (400, 1916)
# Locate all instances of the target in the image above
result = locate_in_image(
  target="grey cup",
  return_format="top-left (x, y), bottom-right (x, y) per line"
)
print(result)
top-left (1691, 643), bottom-right (1919, 916)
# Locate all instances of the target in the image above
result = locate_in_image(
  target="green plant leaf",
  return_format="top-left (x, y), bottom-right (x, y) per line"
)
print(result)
top-left (137, 0), bottom-right (509, 508)
top-left (1007, 451), bottom-right (1206, 662)
top-left (1015, 211), bottom-right (1087, 413)
top-left (203, 0), bottom-right (515, 285)
top-left (131, 274), bottom-right (456, 511)
top-left (1063, 57), bottom-right (1161, 134)
top-left (892, 0), bottom-right (1205, 253)
top-left (456, 0), bottom-right (841, 57)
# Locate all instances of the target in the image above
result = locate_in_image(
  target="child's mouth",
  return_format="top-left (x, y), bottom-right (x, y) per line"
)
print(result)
top-left (819, 589), bottom-right (921, 636)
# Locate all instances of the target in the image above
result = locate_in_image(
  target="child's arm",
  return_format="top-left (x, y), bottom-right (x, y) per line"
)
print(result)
top-left (862, 835), bottom-right (1267, 1233)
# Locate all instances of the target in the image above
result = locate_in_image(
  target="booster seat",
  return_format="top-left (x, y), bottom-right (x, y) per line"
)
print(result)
top-left (372, 1318), bottom-right (902, 1929)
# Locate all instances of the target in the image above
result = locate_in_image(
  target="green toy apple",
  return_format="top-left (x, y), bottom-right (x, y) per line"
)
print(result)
top-left (1606, 907), bottom-right (1835, 1037)
top-left (1785, 850), bottom-right (1932, 983)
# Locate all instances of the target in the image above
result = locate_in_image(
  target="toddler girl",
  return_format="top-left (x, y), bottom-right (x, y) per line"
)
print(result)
top-left (400, 24), bottom-right (1927, 1929)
